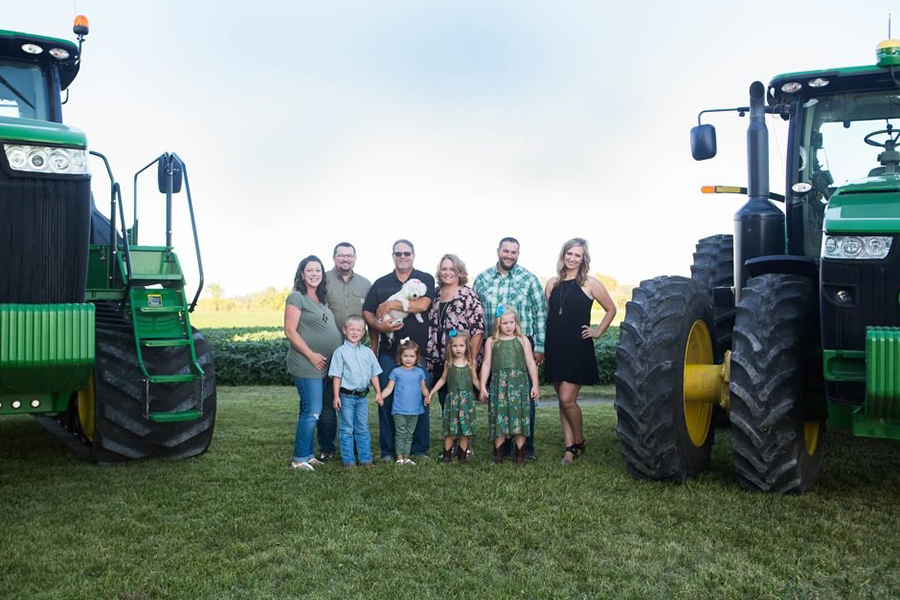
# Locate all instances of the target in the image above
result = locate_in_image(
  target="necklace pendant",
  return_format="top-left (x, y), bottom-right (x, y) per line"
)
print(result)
top-left (558, 308), bottom-right (563, 316)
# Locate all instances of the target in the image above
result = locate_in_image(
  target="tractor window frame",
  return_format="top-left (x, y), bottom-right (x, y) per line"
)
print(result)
top-left (789, 89), bottom-right (900, 258)
top-left (0, 57), bottom-right (51, 121)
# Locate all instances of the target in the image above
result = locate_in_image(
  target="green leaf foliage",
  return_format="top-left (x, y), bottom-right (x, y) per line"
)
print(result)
top-left (205, 326), bottom-right (620, 386)
top-left (203, 327), bottom-right (292, 386)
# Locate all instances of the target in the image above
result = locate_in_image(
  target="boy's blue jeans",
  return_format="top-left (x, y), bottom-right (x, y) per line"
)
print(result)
top-left (338, 393), bottom-right (373, 466)
top-left (293, 377), bottom-right (323, 462)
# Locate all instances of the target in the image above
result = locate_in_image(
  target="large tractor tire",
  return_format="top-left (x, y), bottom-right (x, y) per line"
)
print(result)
top-left (729, 274), bottom-right (824, 493)
top-left (615, 276), bottom-right (716, 481)
top-left (690, 234), bottom-right (734, 360)
top-left (74, 323), bottom-right (217, 464)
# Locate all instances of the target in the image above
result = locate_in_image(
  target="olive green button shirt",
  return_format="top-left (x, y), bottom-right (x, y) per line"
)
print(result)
top-left (285, 291), bottom-right (342, 379)
top-left (325, 268), bottom-right (372, 329)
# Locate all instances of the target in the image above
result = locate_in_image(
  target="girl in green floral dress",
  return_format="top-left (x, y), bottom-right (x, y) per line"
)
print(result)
top-left (479, 307), bottom-right (540, 465)
top-left (427, 331), bottom-right (480, 464)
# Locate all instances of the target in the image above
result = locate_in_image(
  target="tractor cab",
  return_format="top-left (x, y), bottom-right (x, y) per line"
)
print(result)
top-left (0, 29), bottom-right (80, 123)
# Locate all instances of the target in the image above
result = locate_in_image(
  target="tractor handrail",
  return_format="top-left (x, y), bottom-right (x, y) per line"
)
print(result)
top-left (89, 150), bottom-right (133, 288)
top-left (171, 152), bottom-right (205, 312)
top-left (132, 152), bottom-right (205, 312)
top-left (114, 181), bottom-right (134, 300)
top-left (132, 155), bottom-right (163, 245)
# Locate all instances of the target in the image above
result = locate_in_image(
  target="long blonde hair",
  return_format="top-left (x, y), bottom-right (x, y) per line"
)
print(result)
top-left (554, 238), bottom-right (591, 289)
top-left (444, 331), bottom-right (475, 371)
top-left (492, 307), bottom-right (524, 345)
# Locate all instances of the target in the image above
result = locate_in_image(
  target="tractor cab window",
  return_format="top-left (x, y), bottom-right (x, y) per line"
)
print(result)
top-left (795, 91), bottom-right (900, 256)
top-left (0, 59), bottom-right (49, 120)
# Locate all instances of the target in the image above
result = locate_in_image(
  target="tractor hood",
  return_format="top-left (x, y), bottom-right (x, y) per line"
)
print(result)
top-left (0, 115), bottom-right (86, 147)
top-left (824, 175), bottom-right (900, 234)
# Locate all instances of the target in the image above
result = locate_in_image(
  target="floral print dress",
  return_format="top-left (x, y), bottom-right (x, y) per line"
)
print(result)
top-left (488, 338), bottom-right (531, 438)
top-left (426, 286), bottom-right (486, 370)
top-left (443, 364), bottom-right (477, 437)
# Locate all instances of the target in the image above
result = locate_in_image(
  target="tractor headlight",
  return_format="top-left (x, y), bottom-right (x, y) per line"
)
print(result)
top-left (3, 144), bottom-right (89, 175)
top-left (822, 235), bottom-right (893, 260)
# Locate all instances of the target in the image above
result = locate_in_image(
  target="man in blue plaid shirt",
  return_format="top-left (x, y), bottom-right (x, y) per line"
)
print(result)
top-left (473, 236), bottom-right (548, 459)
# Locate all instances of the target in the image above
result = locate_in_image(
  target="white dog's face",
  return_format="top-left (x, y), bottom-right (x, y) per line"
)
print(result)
top-left (402, 279), bottom-right (427, 300)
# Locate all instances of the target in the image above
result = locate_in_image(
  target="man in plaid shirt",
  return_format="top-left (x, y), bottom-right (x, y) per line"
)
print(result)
top-left (473, 236), bottom-right (548, 459)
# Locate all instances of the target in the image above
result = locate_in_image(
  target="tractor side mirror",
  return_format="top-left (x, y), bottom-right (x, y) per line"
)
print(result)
top-left (157, 154), bottom-right (183, 194)
top-left (691, 124), bottom-right (717, 161)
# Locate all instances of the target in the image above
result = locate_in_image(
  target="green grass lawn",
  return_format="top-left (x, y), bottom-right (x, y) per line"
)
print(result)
top-left (2, 387), bottom-right (900, 599)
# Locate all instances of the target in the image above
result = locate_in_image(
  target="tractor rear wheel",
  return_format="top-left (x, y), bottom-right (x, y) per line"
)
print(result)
top-left (78, 323), bottom-right (216, 463)
top-left (729, 274), bottom-right (824, 493)
top-left (614, 276), bottom-right (715, 481)
top-left (690, 234), bottom-right (734, 360)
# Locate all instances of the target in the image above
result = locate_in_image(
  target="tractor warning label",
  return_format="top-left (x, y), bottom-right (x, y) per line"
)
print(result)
top-left (147, 294), bottom-right (163, 307)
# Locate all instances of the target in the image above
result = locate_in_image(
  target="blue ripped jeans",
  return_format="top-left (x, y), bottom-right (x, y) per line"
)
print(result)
top-left (293, 377), bottom-right (324, 462)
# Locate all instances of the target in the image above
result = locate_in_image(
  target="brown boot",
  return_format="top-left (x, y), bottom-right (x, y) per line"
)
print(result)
top-left (442, 449), bottom-right (453, 464)
top-left (458, 445), bottom-right (468, 464)
top-left (492, 443), bottom-right (504, 465)
top-left (515, 444), bottom-right (526, 465)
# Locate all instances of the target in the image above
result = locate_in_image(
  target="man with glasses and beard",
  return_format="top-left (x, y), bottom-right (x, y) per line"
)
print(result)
top-left (315, 242), bottom-right (372, 463)
top-left (363, 239), bottom-right (436, 461)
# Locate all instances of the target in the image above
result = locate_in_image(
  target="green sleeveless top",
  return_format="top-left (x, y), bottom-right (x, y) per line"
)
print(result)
top-left (491, 338), bottom-right (526, 372)
top-left (447, 364), bottom-right (473, 392)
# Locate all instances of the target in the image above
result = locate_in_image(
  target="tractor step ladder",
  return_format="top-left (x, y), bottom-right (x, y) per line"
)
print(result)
top-left (126, 250), bottom-right (205, 423)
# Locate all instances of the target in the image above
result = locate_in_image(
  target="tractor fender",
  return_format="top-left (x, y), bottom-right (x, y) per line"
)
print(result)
top-left (745, 254), bottom-right (818, 282)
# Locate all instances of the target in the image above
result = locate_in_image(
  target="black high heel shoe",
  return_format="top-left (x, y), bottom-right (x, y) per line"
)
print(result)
top-left (561, 441), bottom-right (586, 465)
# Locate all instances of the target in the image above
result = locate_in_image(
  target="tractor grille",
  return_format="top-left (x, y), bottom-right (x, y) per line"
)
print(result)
top-left (821, 245), bottom-right (900, 405)
top-left (0, 171), bottom-right (91, 303)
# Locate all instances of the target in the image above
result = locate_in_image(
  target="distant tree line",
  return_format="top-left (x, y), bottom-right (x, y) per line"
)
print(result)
top-left (197, 284), bottom-right (291, 312)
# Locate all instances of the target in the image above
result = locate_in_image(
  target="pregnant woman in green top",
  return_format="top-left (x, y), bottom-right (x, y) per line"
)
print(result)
top-left (284, 255), bottom-right (342, 471)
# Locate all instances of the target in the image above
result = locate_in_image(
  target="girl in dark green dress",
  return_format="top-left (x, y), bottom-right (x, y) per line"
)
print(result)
top-left (427, 331), bottom-right (480, 464)
top-left (479, 307), bottom-right (540, 465)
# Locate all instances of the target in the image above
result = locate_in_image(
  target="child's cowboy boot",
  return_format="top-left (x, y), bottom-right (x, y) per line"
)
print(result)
top-left (442, 449), bottom-right (453, 464)
top-left (515, 445), bottom-right (526, 466)
top-left (492, 444), bottom-right (504, 465)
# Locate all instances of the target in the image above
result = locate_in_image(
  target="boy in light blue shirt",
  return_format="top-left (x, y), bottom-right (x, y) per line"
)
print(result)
top-left (329, 315), bottom-right (383, 468)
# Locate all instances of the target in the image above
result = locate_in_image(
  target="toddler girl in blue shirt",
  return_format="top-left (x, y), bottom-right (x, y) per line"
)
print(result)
top-left (381, 339), bottom-right (430, 465)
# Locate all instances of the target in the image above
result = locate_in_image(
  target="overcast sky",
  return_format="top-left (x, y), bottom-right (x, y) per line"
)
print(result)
top-left (7, 1), bottom-right (900, 294)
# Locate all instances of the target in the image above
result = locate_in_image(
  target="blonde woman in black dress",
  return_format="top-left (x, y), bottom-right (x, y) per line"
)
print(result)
top-left (544, 238), bottom-right (617, 464)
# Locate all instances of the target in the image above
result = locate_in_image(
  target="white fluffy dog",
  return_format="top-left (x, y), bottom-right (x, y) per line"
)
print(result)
top-left (381, 278), bottom-right (427, 343)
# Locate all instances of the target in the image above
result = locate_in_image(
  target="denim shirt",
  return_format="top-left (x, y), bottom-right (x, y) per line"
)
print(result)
top-left (328, 340), bottom-right (382, 391)
top-left (389, 366), bottom-right (427, 416)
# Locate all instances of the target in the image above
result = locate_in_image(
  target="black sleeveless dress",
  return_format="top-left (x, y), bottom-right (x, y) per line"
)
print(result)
top-left (545, 279), bottom-right (599, 385)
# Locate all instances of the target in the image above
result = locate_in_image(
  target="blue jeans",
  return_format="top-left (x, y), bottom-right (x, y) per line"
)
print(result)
top-left (293, 377), bottom-right (324, 462)
top-left (377, 354), bottom-right (431, 458)
top-left (339, 393), bottom-right (373, 465)
top-left (316, 377), bottom-right (337, 454)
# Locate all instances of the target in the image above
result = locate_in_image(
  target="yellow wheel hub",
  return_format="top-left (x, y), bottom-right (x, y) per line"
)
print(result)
top-left (77, 374), bottom-right (96, 442)
top-left (803, 421), bottom-right (820, 455)
top-left (683, 320), bottom-right (715, 447)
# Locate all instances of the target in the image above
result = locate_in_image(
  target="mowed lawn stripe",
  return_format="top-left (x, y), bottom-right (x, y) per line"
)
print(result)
top-left (1, 386), bottom-right (899, 599)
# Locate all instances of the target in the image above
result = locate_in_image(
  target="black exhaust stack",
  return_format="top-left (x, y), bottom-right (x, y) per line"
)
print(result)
top-left (733, 81), bottom-right (785, 303)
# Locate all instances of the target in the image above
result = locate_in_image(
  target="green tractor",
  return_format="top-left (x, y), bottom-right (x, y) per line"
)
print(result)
top-left (0, 18), bottom-right (216, 463)
top-left (615, 39), bottom-right (900, 493)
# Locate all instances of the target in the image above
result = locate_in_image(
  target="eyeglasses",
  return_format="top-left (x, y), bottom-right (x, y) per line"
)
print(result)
top-left (334, 253), bottom-right (355, 259)
top-left (393, 252), bottom-right (412, 257)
